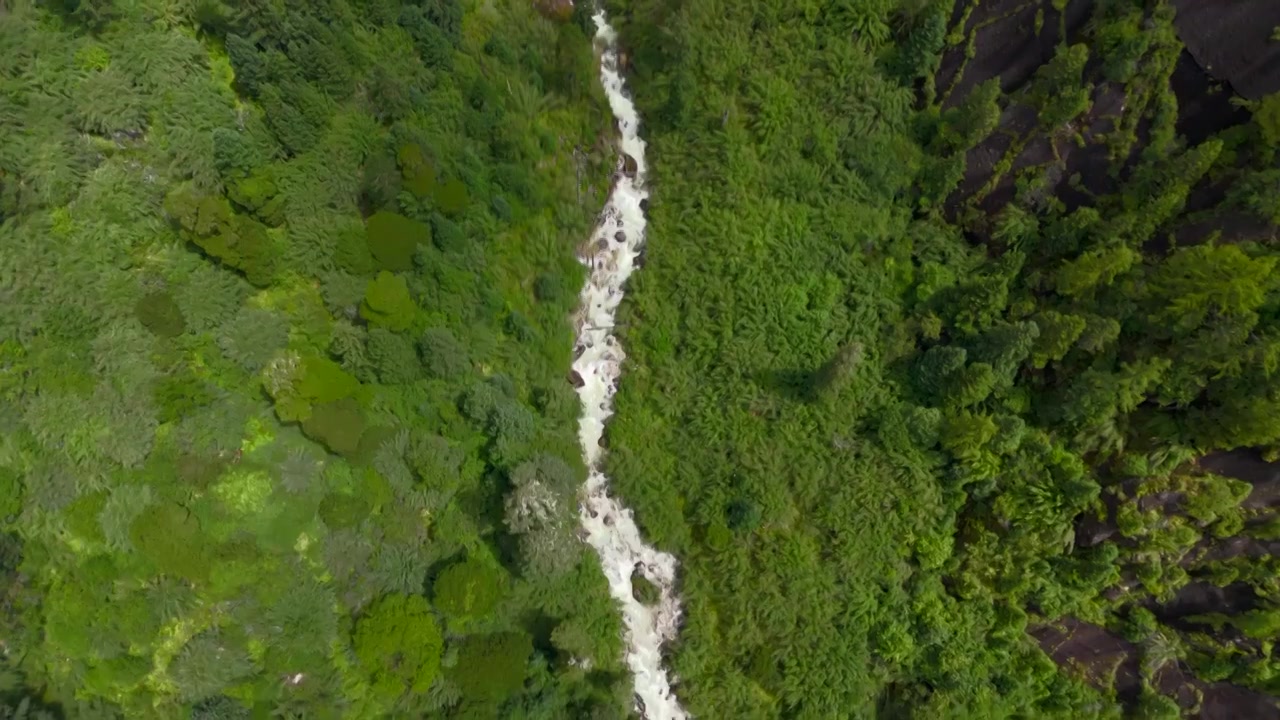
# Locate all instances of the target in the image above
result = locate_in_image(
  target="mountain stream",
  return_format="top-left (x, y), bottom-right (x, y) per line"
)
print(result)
top-left (571, 11), bottom-right (690, 720)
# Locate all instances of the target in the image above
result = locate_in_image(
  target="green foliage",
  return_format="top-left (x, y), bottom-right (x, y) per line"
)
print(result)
top-left (353, 593), bottom-right (443, 701)
top-left (1182, 473), bottom-right (1251, 533)
top-left (135, 291), bottom-right (186, 338)
top-left (297, 355), bottom-right (360, 404)
top-left (812, 343), bottom-right (863, 401)
top-left (169, 633), bottom-right (254, 704)
top-left (1028, 44), bottom-right (1092, 127)
top-left (301, 398), bottom-right (366, 456)
top-left (940, 78), bottom-right (1001, 150)
top-left (593, 1), bottom-right (1280, 716)
top-left (1256, 92), bottom-right (1280, 147)
top-left (1, 0), bottom-right (620, 714)
top-left (218, 307), bottom-right (288, 372)
top-left (22, 0), bottom-right (1280, 716)
top-left (450, 632), bottom-right (533, 702)
top-left (418, 327), bottom-right (470, 380)
top-left (366, 328), bottom-right (421, 385)
top-left (1147, 243), bottom-right (1276, 335)
top-left (319, 491), bottom-right (371, 529)
top-left (1030, 311), bottom-right (1087, 368)
top-left (433, 557), bottom-right (506, 620)
top-left (129, 503), bottom-right (212, 581)
top-left (361, 271), bottom-right (418, 331)
top-left (1093, 6), bottom-right (1150, 83)
top-left (365, 212), bottom-right (430, 272)
top-left (154, 365), bottom-right (217, 423)
top-left (165, 186), bottom-right (279, 288)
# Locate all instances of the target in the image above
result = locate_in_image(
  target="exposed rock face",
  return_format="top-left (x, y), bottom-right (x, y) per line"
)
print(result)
top-left (938, 0), bottom-right (1276, 249)
top-left (1200, 449), bottom-right (1280, 510)
top-left (1155, 581), bottom-right (1261, 629)
top-left (1034, 618), bottom-right (1280, 719)
top-left (937, 3), bottom-right (1280, 715)
top-left (937, 0), bottom-right (1094, 106)
top-left (1171, 0), bottom-right (1280, 100)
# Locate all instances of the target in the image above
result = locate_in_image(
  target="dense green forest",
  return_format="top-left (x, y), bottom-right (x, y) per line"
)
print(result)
top-left (603, 0), bottom-right (1280, 717)
top-left (0, 0), bottom-right (638, 717)
top-left (7, 0), bottom-right (1280, 718)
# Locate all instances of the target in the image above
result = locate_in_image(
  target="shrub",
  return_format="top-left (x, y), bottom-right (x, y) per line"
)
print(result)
top-left (1258, 92), bottom-right (1280, 148)
top-left (631, 569), bottom-right (661, 605)
top-left (154, 367), bottom-right (216, 423)
top-left (136, 291), bottom-right (186, 338)
top-left (352, 594), bottom-right (443, 701)
top-left (129, 503), bottom-right (212, 581)
top-left (365, 212), bottom-right (430, 272)
top-left (366, 328), bottom-right (421, 385)
top-left (301, 398), bottom-right (366, 456)
top-left (0, 468), bottom-right (22, 523)
top-left (297, 354), bottom-right (360, 403)
top-left (319, 492), bottom-right (371, 529)
top-left (433, 557), bottom-right (505, 620)
top-left (397, 143), bottom-right (436, 198)
top-left (333, 221), bottom-right (377, 275)
top-left (418, 327), bottom-right (469, 380)
top-left (227, 166), bottom-right (285, 226)
top-left (361, 271), bottom-right (418, 331)
top-left (65, 490), bottom-right (108, 542)
top-left (429, 212), bottom-right (466, 253)
top-left (432, 178), bottom-right (470, 217)
top-left (450, 632), bottom-right (532, 702)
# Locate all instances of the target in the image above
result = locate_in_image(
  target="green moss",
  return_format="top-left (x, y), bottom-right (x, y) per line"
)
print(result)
top-left (630, 569), bottom-right (661, 605)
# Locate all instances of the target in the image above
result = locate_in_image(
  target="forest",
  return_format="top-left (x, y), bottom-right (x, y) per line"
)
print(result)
top-left (6, 0), bottom-right (1280, 718)
top-left (601, 0), bottom-right (1280, 717)
top-left (0, 0), bottom-right (637, 717)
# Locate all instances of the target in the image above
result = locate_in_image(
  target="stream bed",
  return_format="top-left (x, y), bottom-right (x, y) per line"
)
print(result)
top-left (571, 11), bottom-right (689, 720)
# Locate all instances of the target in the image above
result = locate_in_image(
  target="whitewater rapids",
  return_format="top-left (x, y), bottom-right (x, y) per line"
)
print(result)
top-left (572, 11), bottom-right (689, 720)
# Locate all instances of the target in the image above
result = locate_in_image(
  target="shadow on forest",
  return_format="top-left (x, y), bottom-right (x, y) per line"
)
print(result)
top-left (754, 368), bottom-right (817, 403)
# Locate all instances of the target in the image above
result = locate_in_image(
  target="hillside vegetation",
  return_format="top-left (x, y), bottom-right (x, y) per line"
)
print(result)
top-left (605, 0), bottom-right (1280, 716)
top-left (0, 0), bottom-right (633, 717)
top-left (8, 0), bottom-right (1280, 717)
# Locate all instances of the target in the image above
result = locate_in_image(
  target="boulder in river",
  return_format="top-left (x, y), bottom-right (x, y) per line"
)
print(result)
top-left (621, 153), bottom-right (638, 178)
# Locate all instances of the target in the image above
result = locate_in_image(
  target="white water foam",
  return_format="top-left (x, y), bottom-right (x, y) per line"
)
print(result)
top-left (572, 11), bottom-right (689, 720)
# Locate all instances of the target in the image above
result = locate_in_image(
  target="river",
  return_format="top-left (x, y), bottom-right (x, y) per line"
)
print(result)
top-left (571, 10), bottom-right (690, 720)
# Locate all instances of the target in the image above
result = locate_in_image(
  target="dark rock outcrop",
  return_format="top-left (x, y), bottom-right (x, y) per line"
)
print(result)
top-left (1172, 0), bottom-right (1280, 100)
